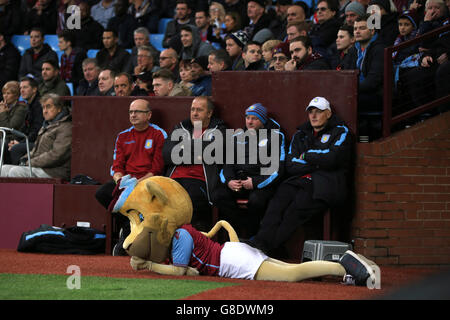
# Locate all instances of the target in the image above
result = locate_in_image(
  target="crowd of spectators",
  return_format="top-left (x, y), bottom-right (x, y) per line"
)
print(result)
top-left (0, 0), bottom-right (449, 142)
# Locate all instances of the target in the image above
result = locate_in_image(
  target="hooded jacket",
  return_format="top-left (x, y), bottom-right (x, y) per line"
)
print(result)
top-left (163, 116), bottom-right (227, 204)
top-left (220, 118), bottom-right (286, 190)
top-left (180, 26), bottom-right (215, 60)
top-left (285, 114), bottom-right (353, 206)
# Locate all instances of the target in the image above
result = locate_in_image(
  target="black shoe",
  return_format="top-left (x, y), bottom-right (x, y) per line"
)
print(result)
top-left (339, 250), bottom-right (376, 286)
top-left (112, 228), bottom-right (128, 256)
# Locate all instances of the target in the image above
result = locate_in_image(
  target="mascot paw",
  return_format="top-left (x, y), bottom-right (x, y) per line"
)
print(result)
top-left (186, 267), bottom-right (200, 276)
top-left (130, 256), bottom-right (151, 271)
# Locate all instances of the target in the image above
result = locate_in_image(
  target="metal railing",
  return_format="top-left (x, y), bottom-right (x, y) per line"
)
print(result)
top-left (0, 128), bottom-right (32, 177)
top-left (383, 24), bottom-right (450, 138)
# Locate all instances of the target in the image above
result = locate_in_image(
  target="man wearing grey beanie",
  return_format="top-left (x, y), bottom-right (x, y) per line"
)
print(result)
top-left (345, 2), bottom-right (366, 26)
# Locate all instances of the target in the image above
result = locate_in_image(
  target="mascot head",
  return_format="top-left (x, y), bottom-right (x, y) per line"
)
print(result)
top-left (110, 175), bottom-right (193, 262)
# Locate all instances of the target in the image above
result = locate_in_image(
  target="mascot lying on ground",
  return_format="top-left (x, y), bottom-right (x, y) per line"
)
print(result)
top-left (111, 175), bottom-right (378, 286)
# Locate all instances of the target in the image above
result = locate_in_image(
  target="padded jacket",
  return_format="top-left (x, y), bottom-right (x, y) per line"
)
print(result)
top-left (163, 117), bottom-right (227, 205)
top-left (220, 118), bottom-right (286, 190)
top-left (27, 110), bottom-right (72, 180)
top-left (285, 114), bottom-right (353, 206)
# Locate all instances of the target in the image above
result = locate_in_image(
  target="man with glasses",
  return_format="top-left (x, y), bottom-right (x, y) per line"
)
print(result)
top-left (159, 48), bottom-right (180, 80)
top-left (95, 98), bottom-right (167, 255)
top-left (272, 41), bottom-right (290, 71)
top-left (309, 0), bottom-right (341, 57)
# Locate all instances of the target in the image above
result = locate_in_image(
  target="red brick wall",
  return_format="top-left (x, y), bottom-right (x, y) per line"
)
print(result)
top-left (352, 111), bottom-right (450, 266)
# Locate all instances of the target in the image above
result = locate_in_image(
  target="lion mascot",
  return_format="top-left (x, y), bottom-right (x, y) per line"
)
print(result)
top-left (110, 175), bottom-right (378, 286)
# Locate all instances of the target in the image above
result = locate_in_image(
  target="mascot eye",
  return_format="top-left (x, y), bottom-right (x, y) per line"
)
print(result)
top-left (139, 213), bottom-right (144, 222)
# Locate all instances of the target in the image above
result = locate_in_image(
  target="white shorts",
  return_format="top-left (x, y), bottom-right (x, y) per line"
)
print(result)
top-left (218, 242), bottom-right (268, 280)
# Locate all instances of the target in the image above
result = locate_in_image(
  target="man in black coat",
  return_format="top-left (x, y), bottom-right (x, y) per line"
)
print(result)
top-left (214, 103), bottom-right (286, 237)
top-left (7, 77), bottom-right (44, 165)
top-left (18, 27), bottom-right (58, 82)
top-left (344, 14), bottom-right (385, 140)
top-left (162, 96), bottom-right (227, 231)
top-left (0, 31), bottom-right (21, 100)
top-left (247, 97), bottom-right (353, 255)
top-left (309, 0), bottom-right (341, 58)
top-left (284, 36), bottom-right (330, 70)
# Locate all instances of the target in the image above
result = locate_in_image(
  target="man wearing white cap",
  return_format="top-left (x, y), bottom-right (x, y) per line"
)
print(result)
top-left (247, 97), bottom-right (353, 255)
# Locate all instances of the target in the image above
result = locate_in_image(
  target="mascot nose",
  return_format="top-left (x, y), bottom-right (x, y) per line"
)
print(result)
top-left (126, 231), bottom-right (152, 260)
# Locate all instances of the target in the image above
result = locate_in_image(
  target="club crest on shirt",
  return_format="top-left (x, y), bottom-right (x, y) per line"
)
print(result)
top-left (258, 138), bottom-right (268, 147)
top-left (321, 134), bottom-right (330, 143)
top-left (144, 139), bottom-right (153, 149)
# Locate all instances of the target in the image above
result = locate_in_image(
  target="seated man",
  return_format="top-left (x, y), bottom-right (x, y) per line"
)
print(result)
top-left (225, 31), bottom-right (248, 70)
top-left (7, 77), bottom-right (44, 165)
top-left (76, 58), bottom-right (101, 96)
top-left (38, 60), bottom-right (71, 97)
top-left (163, 96), bottom-right (227, 230)
top-left (247, 97), bottom-right (353, 256)
top-left (152, 69), bottom-right (192, 97)
top-left (96, 29), bottom-right (131, 73)
top-left (214, 103), bottom-right (286, 237)
top-left (242, 41), bottom-right (266, 70)
top-left (95, 99), bottom-right (167, 255)
top-left (179, 24), bottom-right (215, 60)
top-left (1, 93), bottom-right (72, 180)
top-left (18, 27), bottom-right (58, 82)
top-left (98, 69), bottom-right (116, 96)
top-left (190, 56), bottom-right (212, 96)
top-left (113, 72), bottom-right (148, 97)
top-left (284, 36), bottom-right (330, 71)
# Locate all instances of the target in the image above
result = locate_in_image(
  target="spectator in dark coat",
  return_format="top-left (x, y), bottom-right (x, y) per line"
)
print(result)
top-left (76, 58), bottom-right (101, 96)
top-left (344, 14), bottom-right (385, 140)
top-left (69, 1), bottom-right (104, 50)
top-left (369, 0), bottom-right (400, 47)
top-left (162, 0), bottom-right (195, 51)
top-left (7, 77), bottom-right (44, 165)
top-left (107, 0), bottom-right (138, 49)
top-left (57, 31), bottom-right (87, 93)
top-left (0, 0), bottom-right (23, 36)
top-left (0, 31), bottom-right (21, 100)
top-left (284, 36), bottom-right (330, 71)
top-left (127, 0), bottom-right (165, 34)
top-left (96, 29), bottom-right (131, 73)
top-left (24, 0), bottom-right (57, 34)
top-left (244, 0), bottom-right (273, 41)
top-left (309, 0), bottom-right (341, 58)
top-left (18, 27), bottom-right (58, 82)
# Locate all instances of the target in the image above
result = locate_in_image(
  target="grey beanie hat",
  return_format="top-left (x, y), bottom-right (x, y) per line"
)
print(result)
top-left (345, 1), bottom-right (365, 17)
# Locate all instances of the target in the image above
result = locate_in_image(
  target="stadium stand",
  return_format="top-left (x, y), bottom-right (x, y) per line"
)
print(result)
top-left (11, 35), bottom-right (30, 55)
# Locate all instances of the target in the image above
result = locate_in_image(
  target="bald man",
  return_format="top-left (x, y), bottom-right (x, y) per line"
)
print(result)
top-left (95, 99), bottom-right (168, 255)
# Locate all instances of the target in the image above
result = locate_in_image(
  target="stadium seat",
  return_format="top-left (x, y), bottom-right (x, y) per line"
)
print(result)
top-left (87, 49), bottom-right (99, 58)
top-left (44, 34), bottom-right (59, 52)
top-left (126, 48), bottom-right (132, 54)
top-left (150, 34), bottom-right (164, 52)
top-left (11, 35), bottom-right (30, 55)
top-left (158, 18), bottom-right (172, 34)
top-left (66, 82), bottom-right (74, 96)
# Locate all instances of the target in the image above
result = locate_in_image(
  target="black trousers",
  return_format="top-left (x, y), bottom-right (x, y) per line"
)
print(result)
top-left (95, 180), bottom-right (130, 237)
top-left (212, 184), bottom-right (276, 237)
top-left (173, 177), bottom-right (213, 231)
top-left (252, 179), bottom-right (328, 252)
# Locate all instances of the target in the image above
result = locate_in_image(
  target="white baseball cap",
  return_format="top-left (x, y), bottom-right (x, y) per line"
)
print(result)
top-left (305, 97), bottom-right (331, 111)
